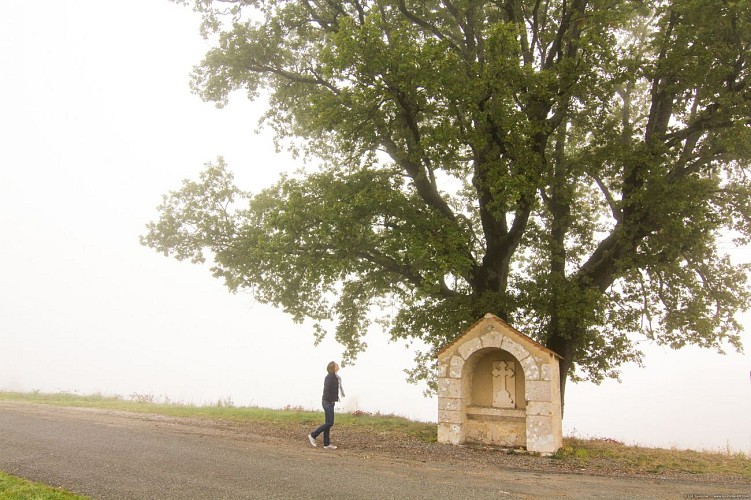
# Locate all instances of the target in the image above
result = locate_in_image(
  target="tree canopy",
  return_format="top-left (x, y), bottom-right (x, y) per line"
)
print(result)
top-left (144, 0), bottom-right (751, 402)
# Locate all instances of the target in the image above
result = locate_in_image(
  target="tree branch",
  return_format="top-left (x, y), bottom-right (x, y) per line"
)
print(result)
top-left (248, 64), bottom-right (341, 95)
top-left (645, 9), bottom-right (679, 143)
top-left (590, 172), bottom-right (622, 222)
top-left (397, 0), bottom-right (462, 53)
top-left (356, 249), bottom-right (458, 299)
top-left (379, 136), bottom-right (457, 221)
top-left (443, 0), bottom-right (478, 60)
top-left (352, 0), bottom-right (366, 25)
top-left (543, 0), bottom-right (588, 69)
top-left (506, 0), bottom-right (534, 66)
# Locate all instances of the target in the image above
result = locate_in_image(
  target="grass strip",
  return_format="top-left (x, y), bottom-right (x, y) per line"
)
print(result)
top-left (0, 471), bottom-right (88, 500)
top-left (0, 391), bottom-right (436, 442)
top-left (553, 437), bottom-right (751, 477)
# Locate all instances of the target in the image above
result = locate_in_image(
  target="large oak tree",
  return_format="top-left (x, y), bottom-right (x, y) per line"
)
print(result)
top-left (144, 0), bottom-right (751, 405)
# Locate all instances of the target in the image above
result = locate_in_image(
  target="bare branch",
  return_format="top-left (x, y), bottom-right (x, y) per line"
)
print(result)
top-left (590, 172), bottom-right (622, 222)
top-left (380, 136), bottom-right (457, 221)
top-left (397, 0), bottom-right (462, 53)
top-left (249, 64), bottom-right (341, 95)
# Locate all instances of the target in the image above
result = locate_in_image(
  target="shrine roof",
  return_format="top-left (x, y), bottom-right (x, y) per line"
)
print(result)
top-left (436, 313), bottom-right (562, 359)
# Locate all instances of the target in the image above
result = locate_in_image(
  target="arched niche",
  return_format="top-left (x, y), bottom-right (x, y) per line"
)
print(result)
top-left (464, 348), bottom-right (527, 410)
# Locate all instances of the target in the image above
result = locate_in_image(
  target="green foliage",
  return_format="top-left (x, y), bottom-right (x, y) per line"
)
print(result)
top-left (150, 0), bottom-right (751, 398)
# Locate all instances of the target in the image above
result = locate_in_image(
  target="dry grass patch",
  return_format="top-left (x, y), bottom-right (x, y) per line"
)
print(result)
top-left (555, 437), bottom-right (750, 478)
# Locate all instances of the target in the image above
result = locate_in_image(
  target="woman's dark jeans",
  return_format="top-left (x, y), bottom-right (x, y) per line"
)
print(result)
top-left (311, 399), bottom-right (335, 446)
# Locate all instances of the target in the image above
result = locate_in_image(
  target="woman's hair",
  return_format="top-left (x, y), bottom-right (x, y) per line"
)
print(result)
top-left (326, 361), bottom-right (338, 373)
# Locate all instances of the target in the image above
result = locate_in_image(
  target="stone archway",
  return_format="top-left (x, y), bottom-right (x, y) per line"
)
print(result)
top-left (437, 313), bottom-right (563, 454)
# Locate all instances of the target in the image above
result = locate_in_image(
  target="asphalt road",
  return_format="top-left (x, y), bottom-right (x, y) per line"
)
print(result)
top-left (0, 402), bottom-right (747, 499)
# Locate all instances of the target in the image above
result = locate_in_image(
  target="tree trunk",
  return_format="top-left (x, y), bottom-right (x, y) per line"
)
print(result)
top-left (545, 124), bottom-right (574, 414)
top-left (545, 330), bottom-right (575, 416)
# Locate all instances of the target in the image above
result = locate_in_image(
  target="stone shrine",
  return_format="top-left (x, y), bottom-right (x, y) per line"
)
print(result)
top-left (436, 313), bottom-right (563, 454)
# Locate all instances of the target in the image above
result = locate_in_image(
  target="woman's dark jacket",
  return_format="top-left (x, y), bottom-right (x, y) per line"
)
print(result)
top-left (322, 372), bottom-right (339, 403)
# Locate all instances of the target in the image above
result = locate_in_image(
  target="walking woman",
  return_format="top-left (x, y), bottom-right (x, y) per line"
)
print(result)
top-left (308, 361), bottom-right (345, 449)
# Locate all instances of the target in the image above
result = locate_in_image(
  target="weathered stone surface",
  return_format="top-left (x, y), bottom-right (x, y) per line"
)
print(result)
top-left (438, 377), bottom-right (461, 399)
top-left (465, 418), bottom-right (525, 447)
top-left (436, 360), bottom-right (449, 378)
top-left (529, 435), bottom-right (556, 455)
top-left (525, 380), bottom-right (552, 402)
top-left (437, 423), bottom-right (462, 445)
top-left (526, 415), bottom-right (556, 454)
top-left (438, 397), bottom-right (460, 411)
top-left (438, 409), bottom-right (462, 424)
top-left (480, 331), bottom-right (503, 349)
top-left (501, 337), bottom-right (530, 363)
top-left (458, 337), bottom-right (483, 360)
top-left (526, 401), bottom-right (552, 416)
top-left (449, 355), bottom-right (464, 379)
top-left (540, 363), bottom-right (553, 381)
top-left (520, 355), bottom-right (540, 381)
top-left (527, 416), bottom-right (553, 439)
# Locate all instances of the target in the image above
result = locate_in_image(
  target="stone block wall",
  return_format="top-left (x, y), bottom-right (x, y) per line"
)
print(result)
top-left (436, 313), bottom-right (563, 455)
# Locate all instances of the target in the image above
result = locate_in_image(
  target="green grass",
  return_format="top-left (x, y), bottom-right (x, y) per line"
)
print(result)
top-left (0, 471), bottom-right (88, 500)
top-left (2, 391), bottom-right (748, 479)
